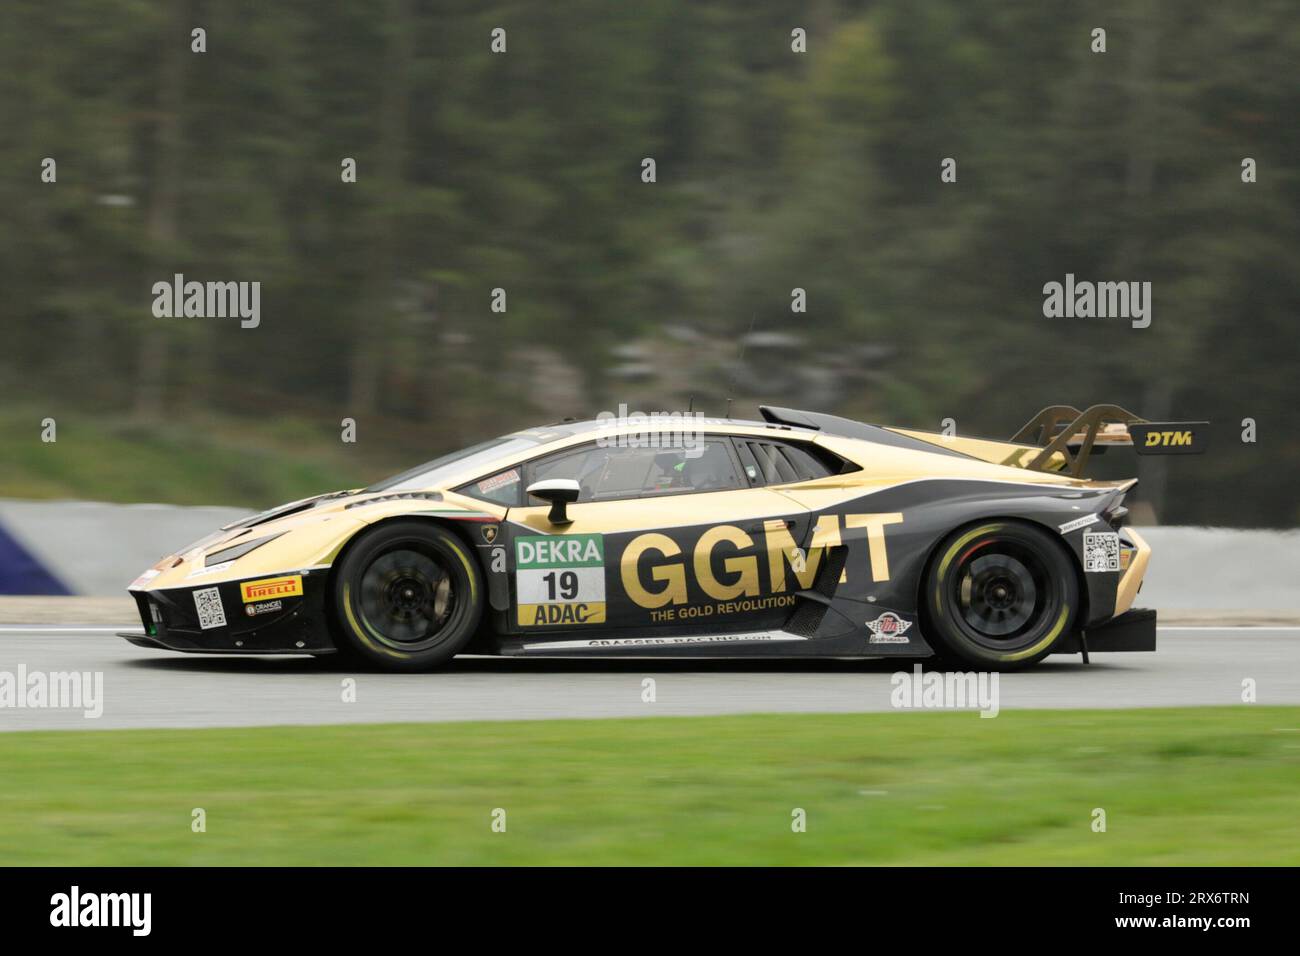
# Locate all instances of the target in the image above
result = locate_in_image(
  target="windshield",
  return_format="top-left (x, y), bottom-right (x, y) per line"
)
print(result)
top-left (365, 435), bottom-right (545, 493)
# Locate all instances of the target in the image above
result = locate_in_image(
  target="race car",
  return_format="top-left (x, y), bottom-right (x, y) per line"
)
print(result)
top-left (120, 404), bottom-right (1205, 670)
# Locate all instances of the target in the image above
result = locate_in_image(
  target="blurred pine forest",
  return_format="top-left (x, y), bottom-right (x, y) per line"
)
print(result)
top-left (1, 1), bottom-right (1296, 523)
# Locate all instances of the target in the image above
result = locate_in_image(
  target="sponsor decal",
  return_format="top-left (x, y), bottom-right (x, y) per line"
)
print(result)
top-left (517, 602), bottom-right (606, 626)
top-left (193, 586), bottom-right (227, 629)
top-left (245, 599), bottom-right (283, 617)
top-left (240, 574), bottom-right (303, 603)
top-left (481, 524), bottom-right (498, 544)
top-left (1059, 513), bottom-right (1101, 535)
top-left (1129, 422), bottom-right (1208, 455)
top-left (477, 469), bottom-right (519, 495)
top-left (516, 533), bottom-right (607, 626)
top-left (525, 632), bottom-right (805, 651)
top-left (128, 568), bottom-right (160, 590)
top-left (1145, 429), bottom-right (1192, 447)
top-left (620, 513), bottom-right (902, 611)
top-left (866, 611), bottom-right (913, 643)
top-left (1083, 531), bottom-right (1121, 572)
top-left (186, 560), bottom-right (233, 579)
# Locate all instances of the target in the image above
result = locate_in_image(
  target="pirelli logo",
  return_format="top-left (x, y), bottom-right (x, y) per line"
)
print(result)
top-left (1130, 422), bottom-right (1208, 456)
top-left (240, 574), bottom-right (303, 603)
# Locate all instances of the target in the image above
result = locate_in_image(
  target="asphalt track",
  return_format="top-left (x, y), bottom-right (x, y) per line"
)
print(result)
top-left (0, 625), bottom-right (1296, 731)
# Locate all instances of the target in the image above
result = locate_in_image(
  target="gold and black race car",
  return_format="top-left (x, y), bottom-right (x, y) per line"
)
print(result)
top-left (121, 404), bottom-right (1205, 670)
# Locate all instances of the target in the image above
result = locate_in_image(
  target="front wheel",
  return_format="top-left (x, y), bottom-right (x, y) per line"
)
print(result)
top-left (923, 521), bottom-right (1078, 670)
top-left (332, 521), bottom-right (484, 671)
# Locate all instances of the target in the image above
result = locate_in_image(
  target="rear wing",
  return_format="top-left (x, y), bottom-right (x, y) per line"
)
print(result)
top-left (1007, 404), bottom-right (1208, 476)
top-left (760, 403), bottom-right (1208, 479)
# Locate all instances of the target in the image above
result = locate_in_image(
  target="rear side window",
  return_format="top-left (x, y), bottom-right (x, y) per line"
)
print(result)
top-left (779, 443), bottom-right (834, 480)
top-left (735, 442), bottom-right (763, 485)
top-left (740, 439), bottom-right (843, 484)
top-left (748, 442), bottom-right (799, 483)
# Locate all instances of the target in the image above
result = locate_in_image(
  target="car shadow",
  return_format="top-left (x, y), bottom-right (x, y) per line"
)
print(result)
top-left (120, 653), bottom-right (1118, 677)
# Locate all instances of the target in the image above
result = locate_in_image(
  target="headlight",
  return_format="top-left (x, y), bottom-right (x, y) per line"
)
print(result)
top-left (205, 531), bottom-right (286, 566)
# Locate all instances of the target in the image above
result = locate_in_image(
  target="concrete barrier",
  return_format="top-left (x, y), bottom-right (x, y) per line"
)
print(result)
top-left (1132, 527), bottom-right (1300, 611)
top-left (0, 499), bottom-right (1297, 608)
top-left (0, 499), bottom-right (251, 596)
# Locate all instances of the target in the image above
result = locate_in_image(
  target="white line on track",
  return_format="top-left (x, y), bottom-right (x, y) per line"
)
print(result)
top-left (1159, 626), bottom-right (1300, 632)
top-left (0, 626), bottom-right (135, 632)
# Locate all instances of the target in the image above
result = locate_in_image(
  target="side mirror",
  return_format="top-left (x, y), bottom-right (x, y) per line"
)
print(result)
top-left (526, 479), bottom-right (581, 525)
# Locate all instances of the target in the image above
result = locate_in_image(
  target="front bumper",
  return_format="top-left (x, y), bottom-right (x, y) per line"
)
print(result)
top-left (122, 567), bottom-right (337, 655)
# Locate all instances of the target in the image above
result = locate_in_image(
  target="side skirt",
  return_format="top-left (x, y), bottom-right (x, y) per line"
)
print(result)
top-left (495, 629), bottom-right (901, 658)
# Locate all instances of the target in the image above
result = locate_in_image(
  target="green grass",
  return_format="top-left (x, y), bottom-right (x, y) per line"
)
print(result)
top-left (0, 407), bottom-right (375, 506)
top-left (1, 708), bottom-right (1297, 865)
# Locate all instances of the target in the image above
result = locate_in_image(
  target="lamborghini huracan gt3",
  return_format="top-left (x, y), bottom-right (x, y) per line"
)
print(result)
top-left (121, 404), bottom-right (1206, 670)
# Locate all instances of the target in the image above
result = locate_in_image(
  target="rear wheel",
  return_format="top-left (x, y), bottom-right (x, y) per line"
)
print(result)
top-left (923, 521), bottom-right (1077, 670)
top-left (333, 521), bottom-right (484, 671)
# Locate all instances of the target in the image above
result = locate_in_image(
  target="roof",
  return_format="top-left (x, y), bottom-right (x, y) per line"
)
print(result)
top-left (512, 415), bottom-right (819, 442)
top-left (513, 409), bottom-right (971, 460)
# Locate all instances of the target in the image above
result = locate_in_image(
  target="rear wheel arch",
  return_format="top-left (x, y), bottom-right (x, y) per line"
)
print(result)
top-left (916, 515), bottom-right (1085, 668)
top-left (916, 515), bottom-right (1089, 628)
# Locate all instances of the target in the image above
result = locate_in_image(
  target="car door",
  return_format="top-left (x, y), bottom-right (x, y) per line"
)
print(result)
top-left (500, 437), bottom-right (812, 635)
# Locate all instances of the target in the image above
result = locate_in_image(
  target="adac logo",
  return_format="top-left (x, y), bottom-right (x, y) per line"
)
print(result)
top-left (481, 525), bottom-right (498, 545)
top-left (866, 611), bottom-right (912, 644)
top-left (1144, 430), bottom-right (1192, 448)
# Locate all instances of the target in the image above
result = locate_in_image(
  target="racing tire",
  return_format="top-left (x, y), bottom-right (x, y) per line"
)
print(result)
top-left (332, 521), bottom-right (484, 671)
top-left (923, 521), bottom-right (1078, 670)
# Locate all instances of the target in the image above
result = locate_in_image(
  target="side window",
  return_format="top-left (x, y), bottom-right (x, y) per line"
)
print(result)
top-left (735, 441), bottom-right (762, 486)
top-left (747, 442), bottom-right (798, 484)
top-left (529, 441), bottom-right (742, 501)
top-left (457, 467), bottom-right (524, 506)
top-left (776, 443), bottom-right (834, 480)
top-left (743, 440), bottom-right (839, 484)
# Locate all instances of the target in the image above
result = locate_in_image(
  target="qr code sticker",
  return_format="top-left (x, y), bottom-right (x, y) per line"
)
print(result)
top-left (1083, 532), bottom-right (1120, 572)
top-left (193, 586), bottom-right (227, 629)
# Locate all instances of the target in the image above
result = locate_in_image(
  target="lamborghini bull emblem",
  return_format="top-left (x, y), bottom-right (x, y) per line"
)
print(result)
top-left (620, 513), bottom-right (903, 609)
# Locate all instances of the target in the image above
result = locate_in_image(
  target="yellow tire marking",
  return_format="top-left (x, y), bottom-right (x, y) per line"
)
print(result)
top-left (342, 582), bottom-right (406, 660)
top-left (933, 523), bottom-right (1068, 662)
top-left (934, 523), bottom-right (1006, 617)
top-left (342, 532), bottom-right (478, 661)
top-left (998, 604), bottom-right (1070, 662)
